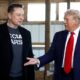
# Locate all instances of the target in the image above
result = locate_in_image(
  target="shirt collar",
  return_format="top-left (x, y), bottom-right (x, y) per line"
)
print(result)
top-left (74, 26), bottom-right (80, 36)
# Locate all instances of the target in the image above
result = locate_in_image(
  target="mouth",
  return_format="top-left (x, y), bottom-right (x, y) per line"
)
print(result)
top-left (18, 21), bottom-right (23, 23)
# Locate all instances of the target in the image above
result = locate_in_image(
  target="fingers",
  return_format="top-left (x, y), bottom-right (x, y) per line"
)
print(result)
top-left (24, 57), bottom-right (38, 66)
top-left (24, 62), bottom-right (31, 66)
top-left (24, 57), bottom-right (33, 66)
top-left (26, 57), bottom-right (32, 60)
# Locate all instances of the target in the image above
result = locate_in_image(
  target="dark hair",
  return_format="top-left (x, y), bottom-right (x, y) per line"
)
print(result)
top-left (8, 3), bottom-right (24, 13)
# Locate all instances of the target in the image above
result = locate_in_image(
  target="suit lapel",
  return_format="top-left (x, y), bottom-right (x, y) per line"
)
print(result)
top-left (72, 31), bottom-right (80, 80)
top-left (73, 31), bottom-right (80, 67)
top-left (61, 31), bottom-right (68, 61)
top-left (18, 27), bottom-right (27, 61)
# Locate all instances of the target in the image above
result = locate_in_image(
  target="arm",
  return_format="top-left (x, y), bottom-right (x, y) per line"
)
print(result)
top-left (24, 32), bottom-right (58, 67)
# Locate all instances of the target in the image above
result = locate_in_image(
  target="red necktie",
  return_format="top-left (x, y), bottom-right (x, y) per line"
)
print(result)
top-left (64, 32), bottom-right (74, 74)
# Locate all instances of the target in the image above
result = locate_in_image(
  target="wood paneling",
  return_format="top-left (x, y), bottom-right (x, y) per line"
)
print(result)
top-left (0, 2), bottom-right (8, 20)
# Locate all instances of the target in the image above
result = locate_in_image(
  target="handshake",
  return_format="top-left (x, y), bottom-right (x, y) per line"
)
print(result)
top-left (24, 57), bottom-right (40, 66)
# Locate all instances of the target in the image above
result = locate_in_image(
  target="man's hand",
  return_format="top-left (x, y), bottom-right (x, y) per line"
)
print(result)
top-left (24, 57), bottom-right (39, 66)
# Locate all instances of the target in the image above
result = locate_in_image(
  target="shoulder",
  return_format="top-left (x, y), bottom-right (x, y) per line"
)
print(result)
top-left (0, 22), bottom-right (7, 27)
top-left (0, 22), bottom-right (7, 31)
top-left (19, 26), bottom-right (31, 36)
top-left (55, 30), bottom-right (68, 36)
top-left (19, 26), bottom-right (30, 33)
top-left (53, 30), bottom-right (68, 39)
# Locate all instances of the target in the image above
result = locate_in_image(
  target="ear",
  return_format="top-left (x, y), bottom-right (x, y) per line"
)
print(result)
top-left (8, 13), bottom-right (12, 19)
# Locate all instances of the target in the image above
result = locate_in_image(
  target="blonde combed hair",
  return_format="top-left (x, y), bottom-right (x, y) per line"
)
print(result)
top-left (64, 9), bottom-right (80, 20)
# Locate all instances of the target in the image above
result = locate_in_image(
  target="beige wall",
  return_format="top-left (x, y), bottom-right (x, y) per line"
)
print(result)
top-left (0, 1), bottom-right (8, 20)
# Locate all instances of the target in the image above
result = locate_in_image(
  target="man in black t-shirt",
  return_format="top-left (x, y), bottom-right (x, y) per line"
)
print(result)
top-left (0, 3), bottom-right (35, 80)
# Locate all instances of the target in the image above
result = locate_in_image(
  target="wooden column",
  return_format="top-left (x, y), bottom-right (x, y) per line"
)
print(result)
top-left (66, 0), bottom-right (70, 9)
top-left (44, 0), bottom-right (50, 80)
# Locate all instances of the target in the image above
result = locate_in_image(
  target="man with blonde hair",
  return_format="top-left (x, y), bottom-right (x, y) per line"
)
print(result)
top-left (24, 9), bottom-right (80, 80)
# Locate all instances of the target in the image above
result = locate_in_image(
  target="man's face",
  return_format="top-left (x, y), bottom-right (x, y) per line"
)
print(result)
top-left (64, 15), bottom-right (78, 32)
top-left (8, 7), bottom-right (24, 26)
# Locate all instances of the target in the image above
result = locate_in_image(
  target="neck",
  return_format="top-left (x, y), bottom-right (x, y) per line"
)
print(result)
top-left (7, 21), bottom-right (18, 29)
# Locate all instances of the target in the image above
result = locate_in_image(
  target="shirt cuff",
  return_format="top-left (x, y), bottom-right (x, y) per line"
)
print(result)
top-left (37, 59), bottom-right (40, 67)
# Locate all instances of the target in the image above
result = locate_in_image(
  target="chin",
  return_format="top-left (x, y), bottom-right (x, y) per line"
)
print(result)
top-left (17, 23), bottom-right (22, 26)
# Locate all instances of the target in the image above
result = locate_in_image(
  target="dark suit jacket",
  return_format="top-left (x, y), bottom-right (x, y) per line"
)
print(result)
top-left (39, 30), bottom-right (80, 80)
top-left (0, 22), bottom-right (35, 80)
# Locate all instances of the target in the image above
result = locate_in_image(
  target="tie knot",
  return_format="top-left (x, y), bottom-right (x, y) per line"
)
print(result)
top-left (71, 32), bottom-right (74, 35)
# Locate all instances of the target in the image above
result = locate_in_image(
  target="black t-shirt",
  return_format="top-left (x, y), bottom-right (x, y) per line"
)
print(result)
top-left (8, 26), bottom-right (23, 77)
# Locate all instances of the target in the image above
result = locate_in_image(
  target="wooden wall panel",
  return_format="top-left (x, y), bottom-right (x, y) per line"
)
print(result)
top-left (0, 1), bottom-right (8, 20)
